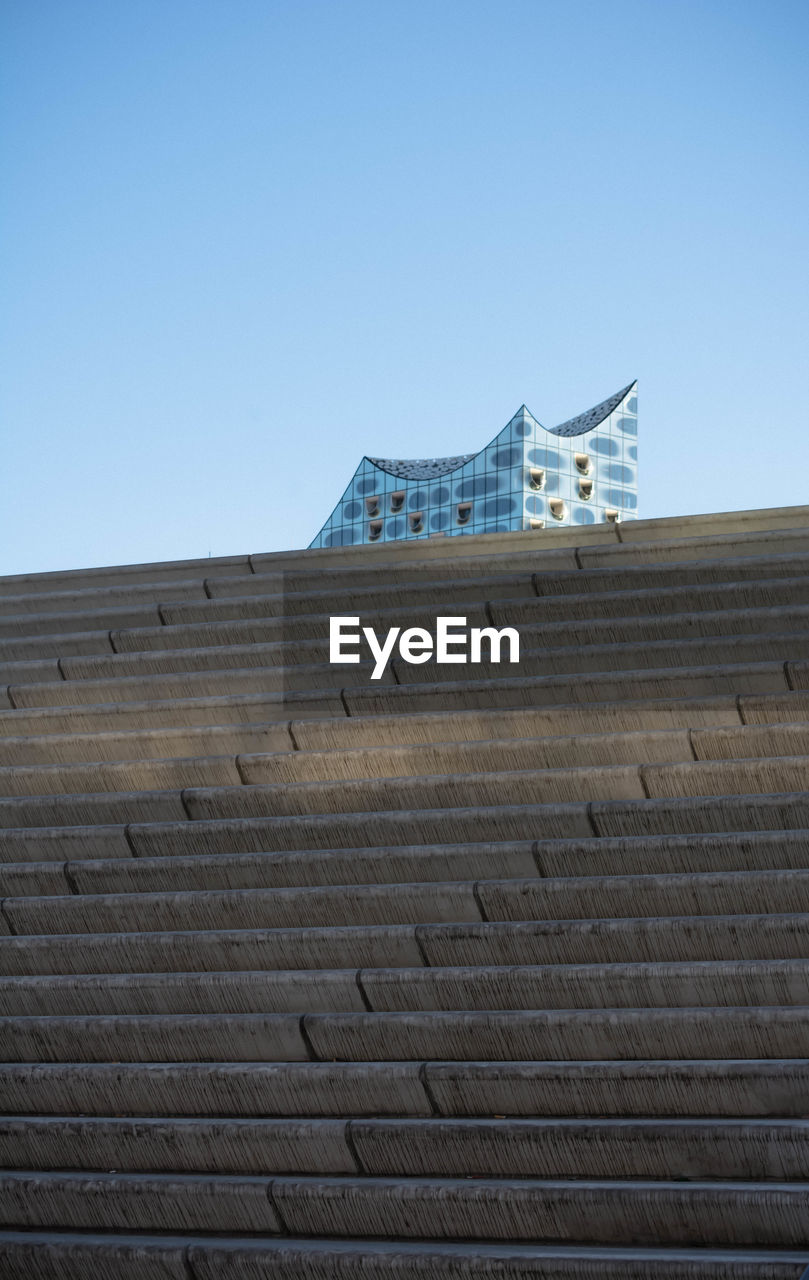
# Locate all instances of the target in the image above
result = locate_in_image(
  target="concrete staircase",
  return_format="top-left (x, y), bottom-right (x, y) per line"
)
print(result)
top-left (2, 508), bottom-right (809, 1277)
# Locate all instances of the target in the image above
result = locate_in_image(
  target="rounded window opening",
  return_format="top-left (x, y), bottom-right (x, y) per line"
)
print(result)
top-left (548, 498), bottom-right (566, 521)
top-left (574, 452), bottom-right (591, 475)
top-left (529, 467), bottom-right (545, 491)
top-left (365, 495), bottom-right (380, 517)
top-left (457, 502), bottom-right (473, 525)
top-left (368, 519), bottom-right (383, 541)
top-left (389, 491), bottom-right (405, 513)
top-left (604, 508), bottom-right (621, 523)
top-left (408, 511), bottom-right (424, 533)
top-left (527, 517), bottom-right (545, 530)
top-left (578, 478), bottom-right (594, 500)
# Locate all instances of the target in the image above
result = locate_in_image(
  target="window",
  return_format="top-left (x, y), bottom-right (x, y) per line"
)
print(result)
top-left (529, 467), bottom-right (545, 490)
top-left (365, 495), bottom-right (380, 517)
top-left (574, 453), bottom-right (591, 475)
top-left (604, 508), bottom-right (621, 523)
top-left (549, 498), bottom-right (566, 520)
top-left (457, 502), bottom-right (472, 525)
top-left (408, 511), bottom-right (424, 533)
top-left (390, 491), bottom-right (405, 513)
top-left (368, 519), bottom-right (383, 541)
top-left (578, 478), bottom-right (593, 500)
top-left (527, 518), bottom-right (545, 529)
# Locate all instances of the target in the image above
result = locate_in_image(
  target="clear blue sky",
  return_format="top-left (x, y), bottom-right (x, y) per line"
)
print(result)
top-left (2, 0), bottom-right (807, 574)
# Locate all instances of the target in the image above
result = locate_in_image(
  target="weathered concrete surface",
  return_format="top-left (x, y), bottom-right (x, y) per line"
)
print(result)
top-left (3, 506), bottom-right (809, 1266)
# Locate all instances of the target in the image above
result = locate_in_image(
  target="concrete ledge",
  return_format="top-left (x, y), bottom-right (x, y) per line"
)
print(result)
top-left (0, 923), bottom-right (424, 975)
top-left (3, 880), bottom-right (482, 936)
top-left (343, 663), bottom-right (789, 718)
top-left (590, 793), bottom-right (809, 838)
top-left (0, 604), bottom-right (162, 641)
top-left (475, 869), bottom-right (809, 924)
top-left (0, 1230), bottom-right (189, 1279)
top-left (0, 721), bottom-right (295, 769)
top-left (0, 968), bottom-right (367, 1016)
top-left (65, 841), bottom-right (539, 895)
top-left (415, 915), bottom-right (809, 966)
top-left (0, 824), bottom-right (131, 864)
top-left (0, 1232), bottom-right (802, 1280)
top-left (348, 1117), bottom-right (809, 1180)
top-left (0, 755), bottom-right (242, 798)
top-left (292, 696), bottom-right (742, 752)
top-left (424, 1058), bottom-right (809, 1119)
top-left (579, 526), bottom-right (809, 567)
top-left (0, 1170), bottom-right (281, 1233)
top-left (0, 689), bottom-right (342, 736)
top-left (0, 790), bottom-right (187, 829)
top-left (183, 767), bottom-right (645, 822)
top-left (0, 1116), bottom-right (352, 1174)
top-left (239, 729), bottom-right (693, 787)
top-left (127, 805), bottom-right (591, 858)
top-left (0, 1061), bottom-right (430, 1117)
top-left (270, 1173), bottom-right (809, 1246)
top-left (0, 1013), bottom-right (309, 1062)
top-left (190, 1237), bottom-right (809, 1279)
top-left (358, 959), bottom-right (809, 1013)
top-left (643, 759), bottom-right (809, 801)
top-left (0, 861), bottom-right (70, 897)
top-left (0, 553), bottom-right (251, 595)
top-left (532, 831), bottom-right (809, 878)
top-left (302, 1007), bottom-right (809, 1063)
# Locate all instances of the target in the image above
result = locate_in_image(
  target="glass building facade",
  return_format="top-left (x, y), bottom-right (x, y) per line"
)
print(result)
top-left (309, 382), bottom-right (637, 548)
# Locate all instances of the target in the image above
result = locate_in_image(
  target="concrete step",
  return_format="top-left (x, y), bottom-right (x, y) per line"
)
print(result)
top-left (4, 594), bottom-right (799, 684)
top-left (4, 1171), bottom-right (807, 1248)
top-left (0, 1061), bottom-right (430, 1117)
top-left (2, 959), bottom-right (808, 1017)
top-left (6, 662), bottom-right (378, 711)
top-left (5, 633), bottom-right (808, 712)
top-left (104, 578), bottom-right (809, 659)
top-left (531, 830), bottom-right (809, 878)
top-left (341, 662), bottom-right (794, 719)
top-left (4, 1006), bottom-right (809, 1063)
top-left (0, 688), bottom-right (344, 738)
top-left (3, 1058), bottom-right (807, 1119)
top-left (0, 579), bottom-right (205, 620)
top-left (3, 913), bottom-right (809, 976)
top-left (2, 828), bottom-right (805, 899)
top-left (0, 682), bottom-right (800, 753)
top-left (2, 879), bottom-right (484, 934)
top-left (3, 1116), bottom-right (809, 1180)
top-left (251, 728), bottom-right (695, 784)
top-left (0, 721), bottom-right (730, 796)
top-left (6, 868), bottom-right (809, 936)
top-left (0, 840), bottom-right (539, 895)
top-left (0, 553), bottom-right (252, 595)
top-left (291, 689), bottom-right (808, 752)
top-left (0, 1232), bottom-right (806, 1280)
top-left (3, 789), bottom-right (807, 867)
top-left (388, 633), bottom-right (809, 686)
top-left (5, 748), bottom-right (807, 827)
top-left (240, 722), bottom-right (809, 786)
top-left (185, 757), bottom-right (809, 821)
top-left (0, 721), bottom-right (295, 768)
top-left (227, 1172), bottom-right (809, 1247)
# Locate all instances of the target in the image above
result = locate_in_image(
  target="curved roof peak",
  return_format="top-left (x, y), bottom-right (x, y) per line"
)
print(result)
top-left (366, 453), bottom-right (477, 480)
top-left (365, 382), bottom-right (635, 480)
top-left (548, 380), bottom-right (636, 437)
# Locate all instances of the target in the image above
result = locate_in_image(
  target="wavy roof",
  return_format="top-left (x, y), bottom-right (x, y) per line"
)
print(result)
top-left (366, 453), bottom-right (477, 480)
top-left (549, 381), bottom-right (636, 437)
top-left (365, 382), bottom-right (635, 478)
